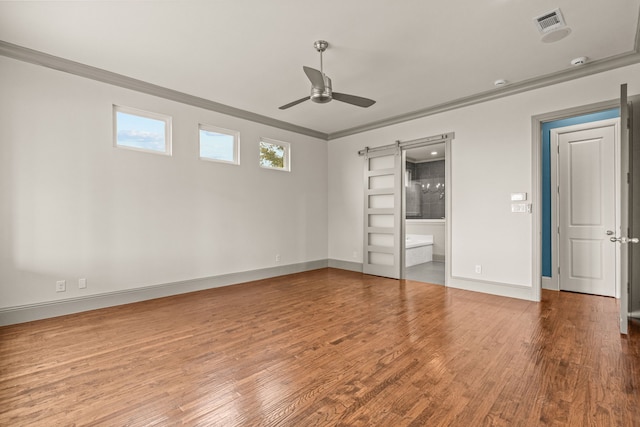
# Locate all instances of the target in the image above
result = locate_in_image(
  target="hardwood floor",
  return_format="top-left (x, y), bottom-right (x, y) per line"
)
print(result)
top-left (1, 268), bottom-right (639, 426)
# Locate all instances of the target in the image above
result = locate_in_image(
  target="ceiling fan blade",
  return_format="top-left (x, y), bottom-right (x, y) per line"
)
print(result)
top-left (332, 92), bottom-right (376, 108)
top-left (279, 96), bottom-right (310, 110)
top-left (303, 66), bottom-right (325, 90)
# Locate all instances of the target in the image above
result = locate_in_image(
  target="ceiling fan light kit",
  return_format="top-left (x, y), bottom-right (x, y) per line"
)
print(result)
top-left (279, 40), bottom-right (376, 110)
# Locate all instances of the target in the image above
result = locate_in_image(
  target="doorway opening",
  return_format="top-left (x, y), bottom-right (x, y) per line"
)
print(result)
top-left (403, 142), bottom-right (447, 285)
top-left (540, 108), bottom-right (620, 293)
top-left (360, 132), bottom-right (453, 282)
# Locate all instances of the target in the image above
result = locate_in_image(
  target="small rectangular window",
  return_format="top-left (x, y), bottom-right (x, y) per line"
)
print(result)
top-left (113, 105), bottom-right (171, 155)
top-left (259, 138), bottom-right (290, 171)
top-left (199, 124), bottom-right (239, 165)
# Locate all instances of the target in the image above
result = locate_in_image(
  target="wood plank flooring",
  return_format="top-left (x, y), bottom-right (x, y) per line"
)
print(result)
top-left (1, 268), bottom-right (639, 426)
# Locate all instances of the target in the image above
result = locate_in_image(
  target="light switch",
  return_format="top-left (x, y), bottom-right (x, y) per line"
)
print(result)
top-left (511, 203), bottom-right (528, 213)
top-left (511, 192), bottom-right (527, 201)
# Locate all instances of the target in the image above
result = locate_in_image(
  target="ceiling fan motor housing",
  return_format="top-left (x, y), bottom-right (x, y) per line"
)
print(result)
top-left (311, 75), bottom-right (332, 103)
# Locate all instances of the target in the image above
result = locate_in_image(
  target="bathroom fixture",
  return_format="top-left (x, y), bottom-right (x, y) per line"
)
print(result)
top-left (405, 234), bottom-right (434, 267)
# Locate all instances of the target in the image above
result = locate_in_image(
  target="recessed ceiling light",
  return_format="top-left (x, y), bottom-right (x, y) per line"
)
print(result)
top-left (431, 151), bottom-right (438, 156)
top-left (570, 56), bottom-right (588, 66)
top-left (494, 79), bottom-right (508, 87)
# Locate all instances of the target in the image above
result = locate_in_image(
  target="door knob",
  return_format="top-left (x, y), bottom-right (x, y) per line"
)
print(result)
top-left (610, 236), bottom-right (640, 244)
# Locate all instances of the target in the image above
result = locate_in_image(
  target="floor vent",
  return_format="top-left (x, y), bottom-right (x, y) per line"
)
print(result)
top-left (534, 8), bottom-right (567, 34)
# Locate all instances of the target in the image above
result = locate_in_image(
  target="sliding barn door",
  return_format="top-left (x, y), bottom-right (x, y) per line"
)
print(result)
top-left (363, 146), bottom-right (402, 279)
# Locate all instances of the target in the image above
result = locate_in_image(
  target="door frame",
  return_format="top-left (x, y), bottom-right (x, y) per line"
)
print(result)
top-left (532, 99), bottom-right (619, 302)
top-left (532, 96), bottom-right (640, 303)
top-left (551, 118), bottom-right (621, 297)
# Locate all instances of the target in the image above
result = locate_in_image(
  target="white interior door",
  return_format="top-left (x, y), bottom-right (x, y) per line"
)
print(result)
top-left (629, 93), bottom-right (640, 321)
top-left (556, 119), bottom-right (618, 296)
top-left (363, 146), bottom-right (402, 279)
top-left (618, 84), bottom-right (631, 334)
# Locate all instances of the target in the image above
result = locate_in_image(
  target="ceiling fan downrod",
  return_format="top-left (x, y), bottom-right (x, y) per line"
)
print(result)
top-left (314, 40), bottom-right (328, 75)
top-left (311, 40), bottom-right (332, 104)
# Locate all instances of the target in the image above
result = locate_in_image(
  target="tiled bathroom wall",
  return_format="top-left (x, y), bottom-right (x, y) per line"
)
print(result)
top-left (406, 160), bottom-right (445, 219)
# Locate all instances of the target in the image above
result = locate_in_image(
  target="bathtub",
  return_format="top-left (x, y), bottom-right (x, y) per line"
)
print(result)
top-left (405, 234), bottom-right (433, 267)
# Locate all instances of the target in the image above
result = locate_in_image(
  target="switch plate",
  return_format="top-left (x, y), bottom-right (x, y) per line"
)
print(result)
top-left (79, 278), bottom-right (87, 289)
top-left (511, 192), bottom-right (527, 201)
top-left (511, 203), bottom-right (528, 213)
top-left (56, 280), bottom-right (66, 292)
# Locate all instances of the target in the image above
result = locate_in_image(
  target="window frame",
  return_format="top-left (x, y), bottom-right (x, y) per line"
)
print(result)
top-left (113, 105), bottom-right (172, 156)
top-left (198, 123), bottom-right (240, 165)
top-left (259, 137), bottom-right (291, 172)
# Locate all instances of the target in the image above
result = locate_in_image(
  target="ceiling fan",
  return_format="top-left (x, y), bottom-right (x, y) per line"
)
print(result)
top-left (279, 40), bottom-right (376, 110)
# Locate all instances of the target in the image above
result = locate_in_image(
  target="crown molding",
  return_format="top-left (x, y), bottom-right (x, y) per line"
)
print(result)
top-left (0, 40), bottom-right (328, 141)
top-left (2, 32), bottom-right (640, 142)
top-left (328, 10), bottom-right (640, 140)
top-left (328, 50), bottom-right (640, 140)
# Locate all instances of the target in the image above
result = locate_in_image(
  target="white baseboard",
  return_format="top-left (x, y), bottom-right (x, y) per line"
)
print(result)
top-left (447, 275), bottom-right (536, 301)
top-left (328, 259), bottom-right (363, 273)
top-left (541, 276), bottom-right (558, 291)
top-left (0, 260), bottom-right (329, 326)
top-left (329, 258), bottom-right (536, 301)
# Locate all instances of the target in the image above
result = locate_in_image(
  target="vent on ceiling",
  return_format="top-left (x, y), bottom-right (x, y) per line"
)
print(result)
top-left (534, 8), bottom-right (567, 34)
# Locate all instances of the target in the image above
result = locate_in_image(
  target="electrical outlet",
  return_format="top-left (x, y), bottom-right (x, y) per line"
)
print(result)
top-left (275, 254), bottom-right (281, 263)
top-left (475, 265), bottom-right (482, 274)
top-left (56, 280), bottom-right (66, 292)
top-left (352, 250), bottom-right (358, 259)
top-left (79, 278), bottom-right (87, 289)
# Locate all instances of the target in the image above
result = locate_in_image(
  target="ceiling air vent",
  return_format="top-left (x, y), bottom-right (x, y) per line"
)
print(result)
top-left (534, 8), bottom-right (567, 34)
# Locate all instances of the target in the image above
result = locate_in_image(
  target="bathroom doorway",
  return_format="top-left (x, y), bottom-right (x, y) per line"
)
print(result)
top-left (360, 132), bottom-right (452, 281)
top-left (403, 143), bottom-right (447, 285)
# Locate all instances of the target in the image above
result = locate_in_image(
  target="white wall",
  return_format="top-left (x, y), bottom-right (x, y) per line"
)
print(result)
top-left (0, 56), bottom-right (328, 308)
top-left (405, 221), bottom-right (445, 260)
top-left (329, 63), bottom-right (640, 300)
top-left (3, 55), bottom-right (640, 311)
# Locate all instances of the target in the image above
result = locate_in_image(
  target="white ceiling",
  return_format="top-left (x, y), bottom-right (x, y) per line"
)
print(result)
top-left (1, 0), bottom-right (639, 138)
